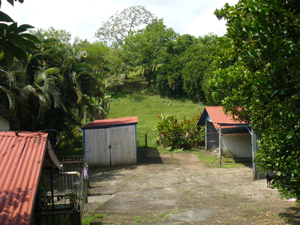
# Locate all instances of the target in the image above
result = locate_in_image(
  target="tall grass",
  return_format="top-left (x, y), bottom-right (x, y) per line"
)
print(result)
top-left (108, 91), bottom-right (204, 148)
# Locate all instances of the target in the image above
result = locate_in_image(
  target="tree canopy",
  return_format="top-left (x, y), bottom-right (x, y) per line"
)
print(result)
top-left (95, 5), bottom-right (154, 48)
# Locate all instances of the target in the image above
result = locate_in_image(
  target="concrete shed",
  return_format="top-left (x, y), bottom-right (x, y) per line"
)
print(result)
top-left (82, 116), bottom-right (138, 167)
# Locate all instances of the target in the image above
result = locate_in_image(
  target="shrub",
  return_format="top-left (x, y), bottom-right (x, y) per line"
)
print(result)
top-left (154, 114), bottom-right (204, 150)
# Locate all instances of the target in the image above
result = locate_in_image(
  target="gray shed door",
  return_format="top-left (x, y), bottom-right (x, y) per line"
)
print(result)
top-left (110, 126), bottom-right (136, 166)
top-left (85, 125), bottom-right (136, 166)
top-left (85, 128), bottom-right (110, 166)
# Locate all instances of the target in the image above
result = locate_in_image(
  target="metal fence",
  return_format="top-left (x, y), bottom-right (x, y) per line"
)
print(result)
top-left (32, 193), bottom-right (80, 225)
top-left (32, 157), bottom-right (88, 224)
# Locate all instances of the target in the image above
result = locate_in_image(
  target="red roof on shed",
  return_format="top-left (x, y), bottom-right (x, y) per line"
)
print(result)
top-left (199, 106), bottom-right (248, 129)
top-left (82, 116), bottom-right (138, 129)
top-left (0, 131), bottom-right (53, 225)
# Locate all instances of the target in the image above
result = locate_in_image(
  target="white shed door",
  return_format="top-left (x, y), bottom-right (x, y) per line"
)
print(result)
top-left (110, 126), bottom-right (136, 166)
top-left (85, 128), bottom-right (110, 166)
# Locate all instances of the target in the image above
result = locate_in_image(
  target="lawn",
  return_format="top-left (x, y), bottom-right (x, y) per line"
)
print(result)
top-left (108, 91), bottom-right (204, 148)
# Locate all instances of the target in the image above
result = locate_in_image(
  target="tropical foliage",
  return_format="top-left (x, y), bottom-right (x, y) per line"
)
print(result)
top-left (155, 114), bottom-right (204, 150)
top-left (209, 0), bottom-right (300, 198)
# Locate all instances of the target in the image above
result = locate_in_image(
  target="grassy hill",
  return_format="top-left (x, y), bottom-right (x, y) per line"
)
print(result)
top-left (107, 74), bottom-right (205, 148)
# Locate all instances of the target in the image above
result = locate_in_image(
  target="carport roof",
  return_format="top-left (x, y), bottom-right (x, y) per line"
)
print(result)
top-left (0, 131), bottom-right (61, 225)
top-left (82, 116), bottom-right (138, 129)
top-left (197, 106), bottom-right (248, 129)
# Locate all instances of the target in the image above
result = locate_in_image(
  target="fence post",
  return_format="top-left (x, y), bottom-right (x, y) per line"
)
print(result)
top-left (145, 131), bottom-right (147, 148)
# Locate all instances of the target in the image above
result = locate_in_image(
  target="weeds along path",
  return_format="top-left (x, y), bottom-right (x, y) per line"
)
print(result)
top-left (84, 151), bottom-right (298, 224)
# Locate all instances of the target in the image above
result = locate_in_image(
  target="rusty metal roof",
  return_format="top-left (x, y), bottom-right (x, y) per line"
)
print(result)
top-left (82, 116), bottom-right (138, 129)
top-left (197, 106), bottom-right (248, 129)
top-left (0, 131), bottom-right (54, 225)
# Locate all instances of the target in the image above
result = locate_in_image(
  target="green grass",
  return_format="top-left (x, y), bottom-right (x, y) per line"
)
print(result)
top-left (197, 153), bottom-right (219, 164)
top-left (195, 149), bottom-right (247, 168)
top-left (81, 213), bottom-right (104, 225)
top-left (108, 91), bottom-right (204, 148)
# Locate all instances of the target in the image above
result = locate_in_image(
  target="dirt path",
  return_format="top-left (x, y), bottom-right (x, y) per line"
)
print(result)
top-left (84, 149), bottom-right (300, 224)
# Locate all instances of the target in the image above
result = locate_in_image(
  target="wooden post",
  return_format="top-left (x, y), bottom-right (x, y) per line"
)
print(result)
top-left (219, 125), bottom-right (222, 166)
top-left (145, 131), bottom-right (147, 148)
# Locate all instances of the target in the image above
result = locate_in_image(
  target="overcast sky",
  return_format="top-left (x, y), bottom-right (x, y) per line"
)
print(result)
top-left (1, 0), bottom-right (239, 43)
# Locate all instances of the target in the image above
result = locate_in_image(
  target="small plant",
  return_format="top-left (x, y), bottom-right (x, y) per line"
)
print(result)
top-left (255, 207), bottom-right (265, 212)
top-left (81, 213), bottom-right (104, 225)
top-left (134, 216), bottom-right (141, 222)
top-left (273, 214), bottom-right (282, 219)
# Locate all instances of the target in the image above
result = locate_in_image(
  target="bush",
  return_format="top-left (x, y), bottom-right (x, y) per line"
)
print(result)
top-left (154, 114), bottom-right (204, 150)
top-left (57, 126), bottom-right (83, 156)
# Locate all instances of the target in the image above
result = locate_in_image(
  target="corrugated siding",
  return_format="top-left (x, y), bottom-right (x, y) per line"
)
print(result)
top-left (198, 106), bottom-right (248, 129)
top-left (0, 131), bottom-right (48, 225)
top-left (85, 128), bottom-right (110, 166)
top-left (85, 125), bottom-right (137, 167)
top-left (82, 116), bottom-right (138, 129)
top-left (110, 126), bottom-right (136, 166)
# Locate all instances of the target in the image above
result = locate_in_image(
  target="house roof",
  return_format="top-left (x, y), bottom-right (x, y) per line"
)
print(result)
top-left (197, 106), bottom-right (248, 129)
top-left (82, 116), bottom-right (138, 129)
top-left (0, 131), bottom-right (61, 225)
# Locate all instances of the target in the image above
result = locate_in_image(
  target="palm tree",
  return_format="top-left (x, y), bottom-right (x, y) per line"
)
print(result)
top-left (0, 69), bottom-right (17, 112)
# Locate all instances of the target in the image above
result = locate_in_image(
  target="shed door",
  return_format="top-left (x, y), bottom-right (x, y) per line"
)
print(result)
top-left (85, 128), bottom-right (110, 166)
top-left (110, 125), bottom-right (136, 166)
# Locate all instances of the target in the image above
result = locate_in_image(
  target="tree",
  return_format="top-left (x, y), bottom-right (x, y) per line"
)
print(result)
top-left (156, 34), bottom-right (195, 98)
top-left (0, 0), bottom-right (24, 7)
top-left (181, 34), bottom-right (219, 102)
top-left (124, 19), bottom-right (177, 85)
top-left (0, 0), bottom-right (39, 64)
top-left (41, 26), bottom-right (72, 44)
top-left (210, 0), bottom-right (300, 197)
top-left (95, 5), bottom-right (154, 48)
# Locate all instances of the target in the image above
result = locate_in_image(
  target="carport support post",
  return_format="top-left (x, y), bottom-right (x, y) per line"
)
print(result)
top-left (205, 120), bottom-right (207, 151)
top-left (252, 128), bottom-right (257, 181)
top-left (219, 125), bottom-right (222, 165)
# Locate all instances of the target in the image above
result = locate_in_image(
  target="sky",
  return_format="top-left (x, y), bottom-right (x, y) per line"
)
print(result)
top-left (1, 0), bottom-right (239, 43)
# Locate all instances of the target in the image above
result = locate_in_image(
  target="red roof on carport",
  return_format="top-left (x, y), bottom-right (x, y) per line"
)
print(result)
top-left (197, 106), bottom-right (248, 129)
top-left (0, 131), bottom-right (59, 225)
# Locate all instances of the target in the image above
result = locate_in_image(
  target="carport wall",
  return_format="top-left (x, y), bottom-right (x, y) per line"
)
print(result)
top-left (82, 117), bottom-right (138, 167)
top-left (221, 133), bottom-right (252, 158)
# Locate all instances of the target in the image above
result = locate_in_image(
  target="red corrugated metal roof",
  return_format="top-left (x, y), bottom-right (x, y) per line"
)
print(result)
top-left (0, 131), bottom-right (49, 225)
top-left (205, 106), bottom-right (248, 129)
top-left (82, 116), bottom-right (138, 129)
